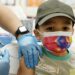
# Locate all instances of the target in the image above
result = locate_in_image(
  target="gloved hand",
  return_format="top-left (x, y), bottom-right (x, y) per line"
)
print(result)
top-left (17, 33), bottom-right (42, 68)
top-left (0, 50), bottom-right (10, 75)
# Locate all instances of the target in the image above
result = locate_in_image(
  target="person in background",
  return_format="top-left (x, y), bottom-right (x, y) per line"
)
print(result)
top-left (18, 0), bottom-right (75, 75)
top-left (0, 4), bottom-right (42, 75)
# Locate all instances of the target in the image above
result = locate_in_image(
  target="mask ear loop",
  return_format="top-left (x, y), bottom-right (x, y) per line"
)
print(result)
top-left (36, 30), bottom-right (44, 36)
top-left (35, 30), bottom-right (43, 46)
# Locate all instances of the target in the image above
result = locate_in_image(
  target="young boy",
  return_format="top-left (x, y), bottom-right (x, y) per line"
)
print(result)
top-left (18, 0), bottom-right (75, 75)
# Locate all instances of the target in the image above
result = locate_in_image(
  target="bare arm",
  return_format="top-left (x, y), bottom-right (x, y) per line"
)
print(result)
top-left (17, 57), bottom-right (35, 75)
top-left (0, 5), bottom-right (22, 35)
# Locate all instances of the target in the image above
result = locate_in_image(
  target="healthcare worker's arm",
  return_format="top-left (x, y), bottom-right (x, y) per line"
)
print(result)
top-left (0, 4), bottom-right (42, 69)
top-left (0, 5), bottom-right (22, 35)
top-left (0, 4), bottom-right (42, 75)
top-left (0, 4), bottom-right (34, 74)
top-left (0, 50), bottom-right (10, 75)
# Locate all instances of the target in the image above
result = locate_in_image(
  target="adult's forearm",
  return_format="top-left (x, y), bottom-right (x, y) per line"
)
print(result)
top-left (0, 5), bottom-right (22, 35)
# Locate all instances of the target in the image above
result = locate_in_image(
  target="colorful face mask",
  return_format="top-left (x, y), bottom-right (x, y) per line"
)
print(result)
top-left (40, 31), bottom-right (72, 56)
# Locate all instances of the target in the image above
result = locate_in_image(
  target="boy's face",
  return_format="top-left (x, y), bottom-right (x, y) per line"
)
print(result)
top-left (34, 16), bottom-right (74, 40)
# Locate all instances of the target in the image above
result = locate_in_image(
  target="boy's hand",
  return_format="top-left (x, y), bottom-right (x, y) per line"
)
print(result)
top-left (17, 33), bottom-right (42, 68)
top-left (0, 50), bottom-right (10, 75)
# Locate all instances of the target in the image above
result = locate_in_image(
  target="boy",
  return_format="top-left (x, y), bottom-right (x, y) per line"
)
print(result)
top-left (19, 0), bottom-right (75, 75)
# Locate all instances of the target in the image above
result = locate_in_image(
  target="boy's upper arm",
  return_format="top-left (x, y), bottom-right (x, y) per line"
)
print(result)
top-left (18, 57), bottom-right (35, 75)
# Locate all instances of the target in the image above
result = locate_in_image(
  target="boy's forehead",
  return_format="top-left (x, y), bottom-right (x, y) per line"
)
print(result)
top-left (43, 16), bottom-right (72, 24)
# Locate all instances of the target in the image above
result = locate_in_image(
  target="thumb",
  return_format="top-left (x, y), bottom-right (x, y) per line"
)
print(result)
top-left (36, 45), bottom-right (43, 57)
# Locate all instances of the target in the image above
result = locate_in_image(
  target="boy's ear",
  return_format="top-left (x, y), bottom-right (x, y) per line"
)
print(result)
top-left (34, 29), bottom-right (41, 40)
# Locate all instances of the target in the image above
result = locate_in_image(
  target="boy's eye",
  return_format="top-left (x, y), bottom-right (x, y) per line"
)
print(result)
top-left (46, 27), bottom-right (53, 31)
top-left (63, 27), bottom-right (69, 31)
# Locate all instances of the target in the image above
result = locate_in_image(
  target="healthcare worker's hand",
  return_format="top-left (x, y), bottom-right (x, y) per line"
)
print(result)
top-left (17, 33), bottom-right (42, 68)
top-left (0, 50), bottom-right (10, 75)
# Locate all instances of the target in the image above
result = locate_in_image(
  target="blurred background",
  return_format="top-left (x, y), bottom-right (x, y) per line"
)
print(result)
top-left (0, 0), bottom-right (75, 49)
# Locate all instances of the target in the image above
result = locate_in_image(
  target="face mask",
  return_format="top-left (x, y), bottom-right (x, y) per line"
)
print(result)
top-left (39, 31), bottom-right (72, 56)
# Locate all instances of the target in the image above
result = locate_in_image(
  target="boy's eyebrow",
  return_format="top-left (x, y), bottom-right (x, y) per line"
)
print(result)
top-left (63, 20), bottom-right (72, 25)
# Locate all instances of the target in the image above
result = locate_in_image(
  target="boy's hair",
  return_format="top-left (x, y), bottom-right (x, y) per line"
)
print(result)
top-left (35, 0), bottom-right (75, 29)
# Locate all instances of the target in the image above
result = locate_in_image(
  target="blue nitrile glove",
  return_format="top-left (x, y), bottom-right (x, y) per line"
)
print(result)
top-left (0, 50), bottom-right (10, 75)
top-left (17, 33), bottom-right (42, 68)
